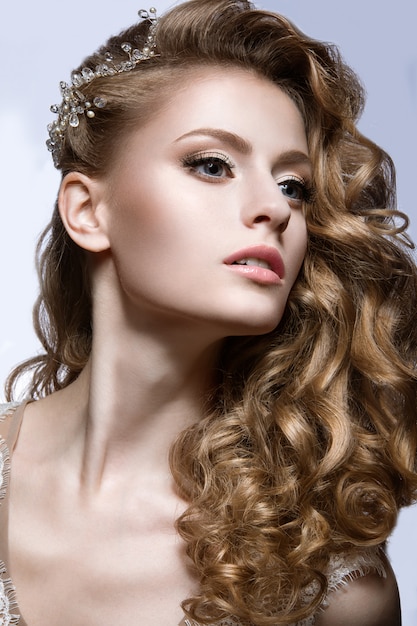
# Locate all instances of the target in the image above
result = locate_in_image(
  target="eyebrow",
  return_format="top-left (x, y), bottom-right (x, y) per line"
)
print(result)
top-left (174, 127), bottom-right (312, 169)
top-left (174, 128), bottom-right (252, 155)
top-left (276, 150), bottom-right (313, 170)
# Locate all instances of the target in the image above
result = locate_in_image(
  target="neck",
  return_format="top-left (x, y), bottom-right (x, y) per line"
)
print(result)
top-left (43, 257), bottom-right (227, 494)
top-left (55, 314), bottom-right (222, 494)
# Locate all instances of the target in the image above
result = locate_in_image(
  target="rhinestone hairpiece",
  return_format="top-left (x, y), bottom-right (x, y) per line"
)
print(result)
top-left (47, 7), bottom-right (158, 167)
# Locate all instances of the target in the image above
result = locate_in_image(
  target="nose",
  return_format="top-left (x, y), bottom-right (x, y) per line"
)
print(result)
top-left (241, 174), bottom-right (292, 233)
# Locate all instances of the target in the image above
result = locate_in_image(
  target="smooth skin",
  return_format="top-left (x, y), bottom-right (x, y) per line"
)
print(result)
top-left (6, 68), bottom-right (400, 625)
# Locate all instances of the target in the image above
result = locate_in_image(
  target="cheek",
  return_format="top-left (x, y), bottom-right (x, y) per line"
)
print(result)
top-left (105, 182), bottom-right (204, 297)
top-left (108, 183), bottom-right (168, 250)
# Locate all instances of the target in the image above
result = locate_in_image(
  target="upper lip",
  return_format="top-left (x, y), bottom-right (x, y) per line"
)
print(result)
top-left (223, 244), bottom-right (285, 279)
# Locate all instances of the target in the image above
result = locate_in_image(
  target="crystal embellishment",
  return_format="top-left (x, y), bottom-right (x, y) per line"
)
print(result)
top-left (47, 7), bottom-right (158, 167)
top-left (70, 113), bottom-right (80, 127)
top-left (93, 97), bottom-right (107, 108)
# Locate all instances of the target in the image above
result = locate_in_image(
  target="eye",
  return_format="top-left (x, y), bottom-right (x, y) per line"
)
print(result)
top-left (182, 152), bottom-right (235, 180)
top-left (278, 176), bottom-right (315, 204)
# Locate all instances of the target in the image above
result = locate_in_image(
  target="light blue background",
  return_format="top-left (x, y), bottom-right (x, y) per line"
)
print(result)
top-left (1, 1), bottom-right (416, 622)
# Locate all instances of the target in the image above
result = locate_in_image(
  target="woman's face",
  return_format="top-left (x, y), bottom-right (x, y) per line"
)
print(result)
top-left (102, 68), bottom-right (310, 339)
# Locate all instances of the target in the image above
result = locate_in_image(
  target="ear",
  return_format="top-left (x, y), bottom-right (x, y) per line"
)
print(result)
top-left (58, 172), bottom-right (111, 252)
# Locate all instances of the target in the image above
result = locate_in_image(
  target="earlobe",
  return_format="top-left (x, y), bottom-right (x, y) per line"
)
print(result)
top-left (58, 172), bottom-right (111, 252)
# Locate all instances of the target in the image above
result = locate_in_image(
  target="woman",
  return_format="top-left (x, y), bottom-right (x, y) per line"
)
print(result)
top-left (2, 1), bottom-right (416, 624)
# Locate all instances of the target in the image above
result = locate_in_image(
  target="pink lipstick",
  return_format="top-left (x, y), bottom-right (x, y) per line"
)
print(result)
top-left (223, 244), bottom-right (285, 285)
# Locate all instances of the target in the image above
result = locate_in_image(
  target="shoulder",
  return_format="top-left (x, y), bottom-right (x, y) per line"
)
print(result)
top-left (315, 552), bottom-right (400, 626)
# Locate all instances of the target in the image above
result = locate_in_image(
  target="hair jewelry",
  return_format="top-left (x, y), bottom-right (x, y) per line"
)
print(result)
top-left (46, 8), bottom-right (158, 167)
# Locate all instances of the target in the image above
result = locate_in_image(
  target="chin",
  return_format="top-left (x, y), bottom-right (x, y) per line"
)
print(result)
top-left (217, 293), bottom-right (288, 337)
top-left (225, 313), bottom-right (283, 337)
top-left (239, 323), bottom-right (279, 337)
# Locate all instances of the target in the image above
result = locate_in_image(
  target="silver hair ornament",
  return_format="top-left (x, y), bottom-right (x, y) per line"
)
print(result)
top-left (46, 7), bottom-right (158, 167)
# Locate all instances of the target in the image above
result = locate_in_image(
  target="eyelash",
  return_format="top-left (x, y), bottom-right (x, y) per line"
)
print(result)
top-left (181, 152), bottom-right (315, 203)
top-left (278, 176), bottom-right (316, 204)
top-left (181, 152), bottom-right (235, 179)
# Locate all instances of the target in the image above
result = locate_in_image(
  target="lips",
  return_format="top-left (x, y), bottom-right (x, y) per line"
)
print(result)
top-left (223, 244), bottom-right (285, 284)
top-left (233, 257), bottom-right (271, 270)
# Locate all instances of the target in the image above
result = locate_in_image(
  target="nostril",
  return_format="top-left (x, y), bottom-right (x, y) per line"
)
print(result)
top-left (253, 215), bottom-right (270, 224)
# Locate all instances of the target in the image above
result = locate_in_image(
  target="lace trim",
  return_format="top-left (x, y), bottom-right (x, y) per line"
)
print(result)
top-left (0, 403), bottom-right (18, 505)
top-left (0, 439), bottom-right (11, 504)
top-left (0, 561), bottom-right (20, 625)
top-left (326, 548), bottom-right (386, 596)
top-left (0, 404), bottom-right (20, 421)
top-left (0, 406), bottom-right (20, 623)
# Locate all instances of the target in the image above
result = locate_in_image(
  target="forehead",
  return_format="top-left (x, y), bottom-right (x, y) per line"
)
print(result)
top-left (181, 66), bottom-right (302, 113)
top-left (108, 66), bottom-right (309, 175)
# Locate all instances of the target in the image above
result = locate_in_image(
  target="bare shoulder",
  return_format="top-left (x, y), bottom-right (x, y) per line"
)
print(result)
top-left (315, 557), bottom-right (401, 626)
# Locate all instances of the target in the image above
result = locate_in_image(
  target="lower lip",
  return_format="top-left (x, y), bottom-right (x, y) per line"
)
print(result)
top-left (226, 264), bottom-right (282, 285)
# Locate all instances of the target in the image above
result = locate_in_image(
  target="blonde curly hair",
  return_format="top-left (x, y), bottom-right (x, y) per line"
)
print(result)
top-left (6, 1), bottom-right (417, 624)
